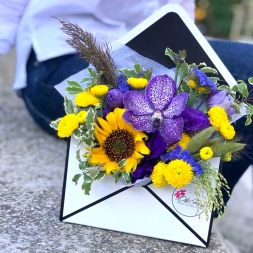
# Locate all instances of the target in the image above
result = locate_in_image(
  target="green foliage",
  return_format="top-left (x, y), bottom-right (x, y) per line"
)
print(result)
top-left (66, 80), bottom-right (83, 95)
top-left (64, 96), bottom-right (77, 114)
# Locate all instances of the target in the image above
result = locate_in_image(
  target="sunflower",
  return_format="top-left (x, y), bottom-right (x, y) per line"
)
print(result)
top-left (89, 108), bottom-right (150, 174)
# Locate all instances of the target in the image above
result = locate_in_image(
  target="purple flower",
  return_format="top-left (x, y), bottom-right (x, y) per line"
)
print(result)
top-left (208, 90), bottom-right (236, 116)
top-left (131, 131), bottom-right (166, 183)
top-left (123, 75), bottom-right (188, 147)
top-left (189, 68), bottom-right (216, 91)
top-left (181, 106), bottom-right (210, 131)
top-left (117, 75), bottom-right (131, 93)
top-left (106, 89), bottom-right (124, 109)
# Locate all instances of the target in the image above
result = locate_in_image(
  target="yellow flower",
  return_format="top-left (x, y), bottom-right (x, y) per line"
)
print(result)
top-left (89, 108), bottom-right (150, 174)
top-left (168, 133), bottom-right (191, 151)
top-left (76, 111), bottom-right (87, 124)
top-left (90, 85), bottom-right (109, 96)
top-left (198, 87), bottom-right (206, 93)
top-left (200, 147), bottom-right (213, 160)
top-left (75, 91), bottom-right (100, 107)
top-left (222, 152), bottom-right (232, 162)
top-left (127, 77), bottom-right (148, 89)
top-left (208, 106), bottom-right (228, 129)
top-left (219, 122), bottom-right (235, 140)
top-left (57, 114), bottom-right (79, 138)
top-left (188, 79), bottom-right (196, 89)
top-left (163, 160), bottom-right (193, 188)
top-left (150, 162), bottom-right (168, 188)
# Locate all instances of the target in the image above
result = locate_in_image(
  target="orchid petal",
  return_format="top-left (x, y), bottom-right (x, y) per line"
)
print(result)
top-left (159, 117), bottom-right (184, 147)
top-left (123, 91), bottom-right (153, 115)
top-left (146, 75), bottom-right (176, 110)
top-left (163, 92), bottom-right (188, 118)
top-left (123, 111), bottom-right (154, 132)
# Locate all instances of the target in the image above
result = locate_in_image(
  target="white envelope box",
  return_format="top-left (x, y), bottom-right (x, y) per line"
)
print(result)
top-left (58, 4), bottom-right (236, 248)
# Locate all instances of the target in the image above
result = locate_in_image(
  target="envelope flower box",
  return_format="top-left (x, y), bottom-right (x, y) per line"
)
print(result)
top-left (51, 5), bottom-right (253, 247)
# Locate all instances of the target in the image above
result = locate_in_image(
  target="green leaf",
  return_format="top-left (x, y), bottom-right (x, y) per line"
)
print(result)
top-left (112, 171), bottom-right (121, 184)
top-left (67, 80), bottom-right (83, 88)
top-left (73, 128), bottom-right (82, 139)
top-left (83, 172), bottom-right (93, 183)
top-left (118, 68), bottom-right (138, 78)
top-left (233, 103), bottom-right (241, 114)
top-left (212, 142), bottom-right (245, 156)
top-left (50, 118), bottom-right (61, 130)
top-left (134, 63), bottom-right (143, 74)
top-left (217, 85), bottom-right (231, 93)
top-left (246, 114), bottom-right (252, 126)
top-left (79, 161), bottom-right (86, 170)
top-left (64, 97), bottom-right (77, 114)
top-left (122, 171), bottom-right (131, 184)
top-left (165, 48), bottom-right (177, 63)
top-left (85, 107), bottom-right (97, 130)
top-left (94, 171), bottom-right (106, 181)
top-left (235, 81), bottom-right (249, 98)
top-left (144, 68), bottom-right (153, 81)
top-left (200, 67), bottom-right (218, 75)
top-left (179, 62), bottom-right (189, 82)
top-left (88, 166), bottom-right (100, 178)
top-left (72, 174), bottom-right (82, 185)
top-left (210, 77), bottom-right (220, 84)
top-left (248, 77), bottom-right (253, 85)
top-left (180, 80), bottom-right (190, 93)
top-left (66, 86), bottom-right (83, 95)
top-left (118, 159), bottom-right (126, 168)
top-left (87, 68), bottom-right (97, 77)
top-left (82, 181), bottom-right (92, 195)
top-left (76, 149), bottom-right (82, 162)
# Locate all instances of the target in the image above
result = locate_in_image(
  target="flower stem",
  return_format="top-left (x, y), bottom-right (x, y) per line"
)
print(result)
top-left (174, 64), bottom-right (180, 85)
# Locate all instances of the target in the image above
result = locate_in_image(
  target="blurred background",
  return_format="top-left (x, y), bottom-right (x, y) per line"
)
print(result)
top-left (195, 0), bottom-right (253, 42)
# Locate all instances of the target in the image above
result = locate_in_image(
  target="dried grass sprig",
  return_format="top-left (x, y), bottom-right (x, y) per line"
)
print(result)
top-left (57, 18), bottom-right (117, 87)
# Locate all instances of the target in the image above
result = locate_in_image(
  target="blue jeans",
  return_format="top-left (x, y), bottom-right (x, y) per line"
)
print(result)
top-left (22, 49), bottom-right (88, 136)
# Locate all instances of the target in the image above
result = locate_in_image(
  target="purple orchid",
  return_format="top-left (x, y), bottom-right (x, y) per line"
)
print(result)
top-left (123, 74), bottom-right (188, 147)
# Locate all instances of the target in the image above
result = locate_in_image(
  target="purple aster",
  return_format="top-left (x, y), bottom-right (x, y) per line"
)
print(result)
top-left (189, 68), bottom-right (216, 91)
top-left (181, 106), bottom-right (210, 131)
top-left (117, 75), bottom-right (131, 93)
top-left (123, 75), bottom-right (188, 147)
top-left (208, 90), bottom-right (236, 116)
top-left (131, 131), bottom-right (166, 183)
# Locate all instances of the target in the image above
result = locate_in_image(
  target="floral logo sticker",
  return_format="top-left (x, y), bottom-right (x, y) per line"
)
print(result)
top-left (172, 183), bottom-right (207, 217)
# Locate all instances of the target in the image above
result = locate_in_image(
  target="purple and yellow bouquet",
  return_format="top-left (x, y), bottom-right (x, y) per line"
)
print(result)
top-left (51, 20), bottom-right (253, 218)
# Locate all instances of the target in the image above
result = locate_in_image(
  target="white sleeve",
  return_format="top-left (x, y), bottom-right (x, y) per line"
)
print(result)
top-left (0, 0), bottom-right (30, 54)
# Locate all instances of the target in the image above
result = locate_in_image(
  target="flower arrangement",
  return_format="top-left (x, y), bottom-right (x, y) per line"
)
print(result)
top-left (51, 20), bottom-right (253, 219)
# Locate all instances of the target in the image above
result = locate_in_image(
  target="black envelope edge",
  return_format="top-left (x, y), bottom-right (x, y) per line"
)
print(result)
top-left (60, 137), bottom-right (71, 221)
top-left (143, 185), bottom-right (207, 247)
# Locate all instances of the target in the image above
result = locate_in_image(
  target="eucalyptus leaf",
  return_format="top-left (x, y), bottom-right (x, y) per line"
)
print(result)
top-left (217, 85), bottom-right (231, 93)
top-left (118, 159), bottom-right (126, 168)
top-left (235, 81), bottom-right (249, 98)
top-left (72, 174), bottom-right (82, 185)
top-left (233, 103), bottom-right (241, 114)
top-left (210, 77), bottom-right (220, 84)
top-left (179, 62), bottom-right (189, 82)
top-left (82, 181), bottom-right (92, 195)
top-left (246, 114), bottom-right (252, 126)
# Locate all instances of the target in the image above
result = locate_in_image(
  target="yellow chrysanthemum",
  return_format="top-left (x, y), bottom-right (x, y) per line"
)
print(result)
top-left (57, 114), bottom-right (79, 138)
top-left (150, 162), bottom-right (168, 188)
top-left (188, 79), bottom-right (196, 89)
top-left (200, 147), bottom-right (213, 160)
top-left (168, 133), bottom-right (191, 151)
top-left (89, 108), bottom-right (150, 174)
top-left (163, 160), bottom-right (193, 188)
top-left (75, 91), bottom-right (100, 107)
top-left (76, 111), bottom-right (87, 124)
top-left (222, 152), bottom-right (232, 162)
top-left (219, 122), bottom-right (235, 140)
top-left (127, 77), bottom-right (148, 89)
top-left (208, 106), bottom-right (228, 129)
top-left (90, 85), bottom-right (109, 96)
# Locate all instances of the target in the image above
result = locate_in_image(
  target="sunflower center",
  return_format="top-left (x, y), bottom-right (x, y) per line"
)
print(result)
top-left (103, 129), bottom-right (135, 162)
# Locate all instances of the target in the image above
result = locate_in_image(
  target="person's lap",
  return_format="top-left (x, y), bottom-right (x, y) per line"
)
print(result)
top-left (22, 40), bottom-right (253, 210)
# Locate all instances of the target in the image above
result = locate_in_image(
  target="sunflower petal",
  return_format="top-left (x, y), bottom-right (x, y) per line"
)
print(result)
top-left (90, 149), bottom-right (109, 164)
top-left (124, 158), bottom-right (134, 173)
top-left (132, 151), bottom-right (144, 160)
top-left (104, 161), bottom-right (118, 174)
top-left (106, 112), bottom-right (118, 130)
top-left (97, 117), bottom-right (113, 134)
top-left (135, 141), bottom-right (150, 155)
top-left (94, 129), bottom-right (107, 144)
top-left (114, 108), bottom-right (126, 129)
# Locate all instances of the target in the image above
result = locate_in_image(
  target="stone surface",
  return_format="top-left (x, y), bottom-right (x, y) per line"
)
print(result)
top-left (1, 49), bottom-right (250, 253)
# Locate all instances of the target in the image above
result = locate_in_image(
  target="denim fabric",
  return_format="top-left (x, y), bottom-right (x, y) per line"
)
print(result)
top-left (22, 49), bottom-right (88, 136)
